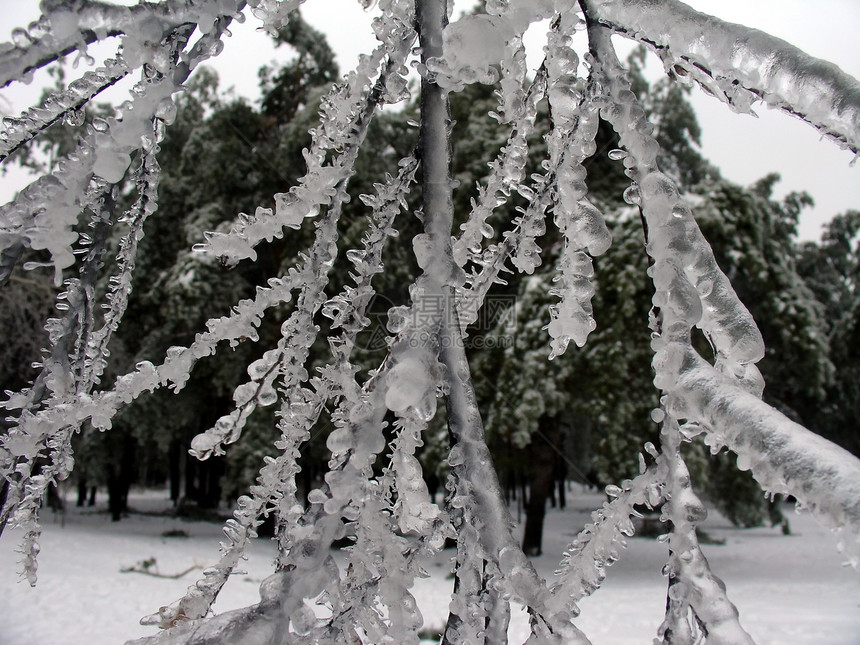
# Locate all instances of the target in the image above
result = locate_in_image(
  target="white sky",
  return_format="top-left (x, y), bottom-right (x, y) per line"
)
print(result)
top-left (1, 0), bottom-right (858, 241)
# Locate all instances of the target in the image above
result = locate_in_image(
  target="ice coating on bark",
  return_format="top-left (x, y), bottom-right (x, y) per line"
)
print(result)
top-left (657, 416), bottom-right (754, 644)
top-left (426, 0), bottom-right (561, 92)
top-left (0, 57), bottom-right (129, 162)
top-left (669, 348), bottom-right (860, 567)
top-left (589, 26), bottom-right (764, 388)
top-left (586, 0), bottom-right (860, 152)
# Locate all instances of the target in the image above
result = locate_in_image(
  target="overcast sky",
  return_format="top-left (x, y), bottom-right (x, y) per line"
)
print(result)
top-left (1, 0), bottom-right (857, 241)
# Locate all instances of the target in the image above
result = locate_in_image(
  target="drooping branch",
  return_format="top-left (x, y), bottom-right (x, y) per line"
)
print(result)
top-left (0, 0), bottom-right (246, 88)
top-left (670, 348), bottom-right (860, 565)
top-left (582, 0), bottom-right (860, 153)
top-left (586, 19), bottom-right (763, 640)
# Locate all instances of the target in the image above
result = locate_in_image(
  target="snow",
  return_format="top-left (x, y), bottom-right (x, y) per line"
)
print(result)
top-left (3, 1), bottom-right (860, 641)
top-left (0, 488), bottom-right (857, 645)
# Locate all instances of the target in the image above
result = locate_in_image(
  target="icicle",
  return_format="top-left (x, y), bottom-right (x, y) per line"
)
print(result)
top-left (451, 62), bottom-right (546, 271)
top-left (249, 0), bottom-right (304, 36)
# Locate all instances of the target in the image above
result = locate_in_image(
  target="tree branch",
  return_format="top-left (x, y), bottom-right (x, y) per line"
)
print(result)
top-left (583, 0), bottom-right (860, 153)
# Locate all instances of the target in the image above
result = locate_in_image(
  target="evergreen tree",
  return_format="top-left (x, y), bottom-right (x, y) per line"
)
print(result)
top-left (797, 211), bottom-right (860, 456)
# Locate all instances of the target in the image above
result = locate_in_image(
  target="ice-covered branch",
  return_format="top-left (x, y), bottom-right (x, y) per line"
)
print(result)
top-left (83, 146), bottom-right (161, 390)
top-left (146, 156), bottom-right (419, 628)
top-left (0, 57), bottom-right (130, 163)
top-left (656, 416), bottom-right (754, 644)
top-left (549, 461), bottom-right (665, 614)
top-left (0, 12), bottom-right (250, 577)
top-left (0, 9), bottom-right (235, 286)
top-left (583, 0), bottom-right (860, 153)
top-left (0, 0), bottom-right (245, 88)
top-left (669, 348), bottom-right (860, 566)
top-left (587, 22), bottom-right (761, 639)
top-left (451, 53), bottom-right (543, 270)
top-left (187, 206), bottom-right (340, 460)
top-left (543, 11), bottom-right (611, 355)
top-left (195, 7), bottom-right (416, 265)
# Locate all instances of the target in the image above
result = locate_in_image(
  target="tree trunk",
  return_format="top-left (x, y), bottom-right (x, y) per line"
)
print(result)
top-left (522, 415), bottom-right (561, 556)
top-left (107, 436), bottom-right (136, 521)
top-left (557, 459), bottom-right (567, 510)
top-left (169, 439), bottom-right (181, 505)
top-left (77, 477), bottom-right (87, 507)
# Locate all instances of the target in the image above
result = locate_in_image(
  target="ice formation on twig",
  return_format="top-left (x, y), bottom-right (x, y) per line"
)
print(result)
top-left (1, 0), bottom-right (859, 643)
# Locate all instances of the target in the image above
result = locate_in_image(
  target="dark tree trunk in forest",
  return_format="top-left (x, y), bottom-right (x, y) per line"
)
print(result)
top-left (77, 477), bottom-right (87, 507)
top-left (522, 415), bottom-right (562, 556)
top-left (182, 455), bottom-right (224, 509)
top-left (169, 439), bottom-right (182, 505)
top-left (557, 459), bottom-right (567, 510)
top-left (196, 458), bottom-right (224, 509)
top-left (107, 437), bottom-right (136, 521)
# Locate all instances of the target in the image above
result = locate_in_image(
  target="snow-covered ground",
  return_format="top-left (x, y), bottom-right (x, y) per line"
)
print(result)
top-left (0, 488), bottom-right (857, 644)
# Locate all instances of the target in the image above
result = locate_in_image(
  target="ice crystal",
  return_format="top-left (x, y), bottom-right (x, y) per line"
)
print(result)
top-left (2, 1), bottom-right (859, 644)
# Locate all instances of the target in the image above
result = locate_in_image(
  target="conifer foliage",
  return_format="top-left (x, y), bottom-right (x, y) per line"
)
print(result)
top-left (1, 1), bottom-right (859, 643)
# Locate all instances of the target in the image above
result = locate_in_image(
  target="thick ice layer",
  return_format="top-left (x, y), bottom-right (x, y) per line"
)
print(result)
top-left (587, 0), bottom-right (860, 152)
top-left (671, 348), bottom-right (860, 566)
top-left (427, 0), bottom-right (561, 92)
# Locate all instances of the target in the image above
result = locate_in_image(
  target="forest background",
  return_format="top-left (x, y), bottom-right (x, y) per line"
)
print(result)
top-left (0, 1), bottom-right (858, 558)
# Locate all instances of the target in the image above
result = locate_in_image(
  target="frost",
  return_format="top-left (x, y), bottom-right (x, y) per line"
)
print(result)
top-left (2, 0), bottom-right (860, 643)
